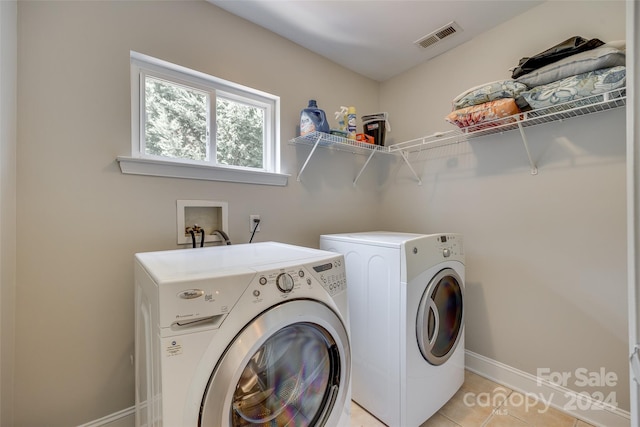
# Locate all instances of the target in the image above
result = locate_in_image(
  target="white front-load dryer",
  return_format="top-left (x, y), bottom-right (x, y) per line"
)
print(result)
top-left (134, 242), bottom-right (351, 427)
top-left (320, 232), bottom-right (464, 427)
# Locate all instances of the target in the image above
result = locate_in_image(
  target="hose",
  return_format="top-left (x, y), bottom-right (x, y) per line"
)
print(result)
top-left (189, 229), bottom-right (196, 248)
top-left (213, 229), bottom-right (232, 245)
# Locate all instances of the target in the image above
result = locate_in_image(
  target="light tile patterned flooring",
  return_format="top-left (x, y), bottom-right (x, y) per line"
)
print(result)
top-left (350, 370), bottom-right (596, 427)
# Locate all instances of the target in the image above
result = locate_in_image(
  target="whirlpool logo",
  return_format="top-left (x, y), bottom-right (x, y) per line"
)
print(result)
top-left (178, 289), bottom-right (205, 299)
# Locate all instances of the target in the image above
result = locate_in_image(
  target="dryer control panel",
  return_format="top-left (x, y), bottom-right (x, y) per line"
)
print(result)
top-left (436, 234), bottom-right (464, 259)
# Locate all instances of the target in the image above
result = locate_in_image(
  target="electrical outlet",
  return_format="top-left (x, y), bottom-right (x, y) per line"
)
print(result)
top-left (250, 215), bottom-right (261, 232)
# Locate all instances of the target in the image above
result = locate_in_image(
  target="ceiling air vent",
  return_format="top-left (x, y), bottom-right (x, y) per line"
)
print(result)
top-left (414, 21), bottom-right (462, 49)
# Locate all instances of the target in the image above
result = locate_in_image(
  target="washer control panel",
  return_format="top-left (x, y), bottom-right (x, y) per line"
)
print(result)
top-left (311, 258), bottom-right (346, 296)
top-left (253, 257), bottom-right (346, 299)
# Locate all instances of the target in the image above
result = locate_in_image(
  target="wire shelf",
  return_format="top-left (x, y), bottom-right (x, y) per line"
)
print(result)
top-left (290, 88), bottom-right (626, 181)
top-left (457, 88), bottom-right (626, 138)
top-left (292, 132), bottom-right (392, 155)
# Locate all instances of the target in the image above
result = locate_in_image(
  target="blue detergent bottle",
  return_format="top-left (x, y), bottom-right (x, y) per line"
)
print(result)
top-left (300, 100), bottom-right (330, 136)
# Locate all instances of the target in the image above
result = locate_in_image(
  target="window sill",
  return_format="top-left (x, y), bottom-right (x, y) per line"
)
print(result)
top-left (116, 156), bottom-right (289, 186)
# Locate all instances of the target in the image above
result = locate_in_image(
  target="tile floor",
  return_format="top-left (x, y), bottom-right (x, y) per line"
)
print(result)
top-left (350, 370), bottom-right (596, 427)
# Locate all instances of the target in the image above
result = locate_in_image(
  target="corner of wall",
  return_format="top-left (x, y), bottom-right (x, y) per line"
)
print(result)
top-left (0, 1), bottom-right (18, 426)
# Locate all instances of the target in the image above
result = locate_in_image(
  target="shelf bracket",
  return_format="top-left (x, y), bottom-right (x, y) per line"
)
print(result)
top-left (296, 134), bottom-right (323, 182)
top-left (353, 148), bottom-right (378, 186)
top-left (516, 121), bottom-right (538, 175)
top-left (400, 151), bottom-right (422, 185)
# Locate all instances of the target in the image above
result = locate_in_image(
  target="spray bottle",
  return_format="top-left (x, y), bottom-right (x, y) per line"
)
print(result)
top-left (334, 106), bottom-right (348, 132)
top-left (347, 106), bottom-right (357, 140)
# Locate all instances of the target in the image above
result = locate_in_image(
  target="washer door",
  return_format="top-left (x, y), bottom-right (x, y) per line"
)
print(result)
top-left (199, 300), bottom-right (350, 427)
top-left (416, 268), bottom-right (464, 366)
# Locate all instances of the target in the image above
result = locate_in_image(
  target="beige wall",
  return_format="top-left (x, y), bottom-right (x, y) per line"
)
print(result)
top-left (10, 0), bottom-right (633, 425)
top-left (380, 0), bottom-right (629, 412)
top-left (15, 1), bottom-right (380, 426)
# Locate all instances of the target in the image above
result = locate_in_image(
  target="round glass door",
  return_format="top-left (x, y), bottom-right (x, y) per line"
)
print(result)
top-left (199, 300), bottom-right (350, 427)
top-left (416, 268), bottom-right (464, 366)
top-left (232, 323), bottom-right (337, 426)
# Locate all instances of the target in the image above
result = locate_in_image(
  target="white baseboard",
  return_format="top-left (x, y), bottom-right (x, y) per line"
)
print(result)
top-left (465, 350), bottom-right (631, 427)
top-left (76, 406), bottom-right (134, 427)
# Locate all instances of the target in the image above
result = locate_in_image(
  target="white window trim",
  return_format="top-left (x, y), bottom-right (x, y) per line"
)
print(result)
top-left (117, 51), bottom-right (288, 186)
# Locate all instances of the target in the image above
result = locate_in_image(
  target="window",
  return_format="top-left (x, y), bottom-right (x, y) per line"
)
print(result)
top-left (117, 52), bottom-right (288, 186)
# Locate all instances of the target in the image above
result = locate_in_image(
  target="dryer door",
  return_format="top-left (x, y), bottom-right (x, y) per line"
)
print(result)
top-left (416, 268), bottom-right (464, 366)
top-left (199, 300), bottom-right (350, 427)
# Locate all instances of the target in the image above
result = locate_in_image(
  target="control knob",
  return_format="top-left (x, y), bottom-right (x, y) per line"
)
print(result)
top-left (276, 273), bottom-right (295, 293)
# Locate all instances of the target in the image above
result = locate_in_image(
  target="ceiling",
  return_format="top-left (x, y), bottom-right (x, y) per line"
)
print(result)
top-left (208, 0), bottom-right (543, 82)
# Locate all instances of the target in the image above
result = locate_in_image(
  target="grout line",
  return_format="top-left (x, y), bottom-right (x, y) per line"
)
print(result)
top-left (436, 410), bottom-right (463, 426)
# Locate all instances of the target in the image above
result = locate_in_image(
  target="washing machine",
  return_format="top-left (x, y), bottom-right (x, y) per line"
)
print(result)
top-left (134, 242), bottom-right (351, 427)
top-left (320, 232), bottom-right (464, 427)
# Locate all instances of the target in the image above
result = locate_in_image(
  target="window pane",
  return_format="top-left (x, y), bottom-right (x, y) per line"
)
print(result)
top-left (145, 76), bottom-right (208, 161)
top-left (216, 98), bottom-right (264, 168)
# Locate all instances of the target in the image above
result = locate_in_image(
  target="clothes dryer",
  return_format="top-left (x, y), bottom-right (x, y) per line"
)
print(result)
top-left (134, 242), bottom-right (351, 427)
top-left (320, 232), bottom-right (464, 427)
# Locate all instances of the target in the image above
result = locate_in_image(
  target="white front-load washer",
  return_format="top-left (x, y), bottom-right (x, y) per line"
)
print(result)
top-left (134, 242), bottom-right (351, 427)
top-left (320, 232), bottom-right (464, 427)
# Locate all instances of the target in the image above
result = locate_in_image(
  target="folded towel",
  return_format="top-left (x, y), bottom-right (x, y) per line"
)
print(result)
top-left (445, 98), bottom-right (521, 130)
top-left (452, 80), bottom-right (528, 110)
